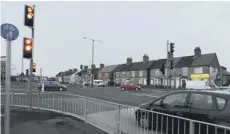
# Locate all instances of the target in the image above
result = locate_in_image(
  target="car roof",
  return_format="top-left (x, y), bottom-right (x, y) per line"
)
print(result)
top-left (174, 89), bottom-right (230, 95)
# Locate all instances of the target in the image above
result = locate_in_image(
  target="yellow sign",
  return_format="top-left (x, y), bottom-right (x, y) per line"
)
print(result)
top-left (190, 74), bottom-right (210, 79)
top-left (32, 63), bottom-right (36, 68)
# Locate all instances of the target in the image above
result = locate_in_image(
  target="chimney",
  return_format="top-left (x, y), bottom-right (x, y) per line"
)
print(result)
top-left (100, 63), bottom-right (104, 69)
top-left (194, 47), bottom-right (201, 57)
top-left (126, 57), bottom-right (132, 65)
top-left (143, 54), bottom-right (149, 64)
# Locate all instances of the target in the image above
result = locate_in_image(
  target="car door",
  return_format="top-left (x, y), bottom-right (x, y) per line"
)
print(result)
top-left (150, 92), bottom-right (190, 133)
top-left (187, 92), bottom-right (218, 134)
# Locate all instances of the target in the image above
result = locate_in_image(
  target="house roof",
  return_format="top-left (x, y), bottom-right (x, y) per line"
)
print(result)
top-left (98, 65), bottom-right (119, 73)
top-left (150, 53), bottom-right (216, 69)
top-left (222, 70), bottom-right (230, 76)
top-left (56, 69), bottom-right (78, 77)
top-left (113, 64), bottom-right (126, 72)
top-left (117, 60), bottom-right (156, 72)
top-left (175, 53), bottom-right (216, 68)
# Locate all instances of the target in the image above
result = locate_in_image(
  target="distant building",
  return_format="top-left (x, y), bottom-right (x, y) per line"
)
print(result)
top-left (55, 69), bottom-right (78, 84)
top-left (98, 64), bottom-right (119, 84)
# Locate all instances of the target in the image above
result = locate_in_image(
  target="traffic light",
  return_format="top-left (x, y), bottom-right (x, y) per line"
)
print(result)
top-left (23, 37), bottom-right (33, 59)
top-left (160, 64), bottom-right (165, 75)
top-left (32, 63), bottom-right (36, 72)
top-left (170, 42), bottom-right (175, 54)
top-left (80, 65), bottom-right (83, 70)
top-left (170, 60), bottom-right (175, 69)
top-left (26, 69), bottom-right (29, 75)
top-left (24, 5), bottom-right (34, 27)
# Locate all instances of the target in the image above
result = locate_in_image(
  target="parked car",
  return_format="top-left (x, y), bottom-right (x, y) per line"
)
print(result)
top-left (135, 89), bottom-right (230, 134)
top-left (120, 82), bottom-right (141, 91)
top-left (37, 81), bottom-right (67, 91)
top-left (93, 80), bottom-right (105, 87)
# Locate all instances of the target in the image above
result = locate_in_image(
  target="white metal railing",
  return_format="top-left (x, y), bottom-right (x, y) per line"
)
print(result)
top-left (1, 90), bottom-right (230, 134)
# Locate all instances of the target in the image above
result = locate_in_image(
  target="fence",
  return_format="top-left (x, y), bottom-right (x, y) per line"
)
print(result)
top-left (1, 90), bottom-right (230, 134)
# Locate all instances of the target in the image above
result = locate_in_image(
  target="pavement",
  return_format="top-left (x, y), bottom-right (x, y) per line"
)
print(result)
top-left (1, 107), bottom-right (108, 134)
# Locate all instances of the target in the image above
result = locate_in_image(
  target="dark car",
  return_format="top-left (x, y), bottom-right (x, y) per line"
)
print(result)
top-left (37, 81), bottom-right (67, 91)
top-left (135, 90), bottom-right (230, 134)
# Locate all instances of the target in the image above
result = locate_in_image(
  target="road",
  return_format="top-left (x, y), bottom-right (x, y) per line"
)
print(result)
top-left (3, 82), bottom-right (172, 134)
top-left (8, 82), bottom-right (170, 106)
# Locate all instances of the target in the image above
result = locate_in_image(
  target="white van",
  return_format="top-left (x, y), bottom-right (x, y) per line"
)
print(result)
top-left (93, 80), bottom-right (105, 87)
top-left (186, 79), bottom-right (218, 89)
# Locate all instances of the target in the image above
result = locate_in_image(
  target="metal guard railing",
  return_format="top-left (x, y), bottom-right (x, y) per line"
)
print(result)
top-left (1, 91), bottom-right (230, 134)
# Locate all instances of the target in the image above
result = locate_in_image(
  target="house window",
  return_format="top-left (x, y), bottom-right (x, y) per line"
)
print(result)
top-left (156, 70), bottom-right (160, 77)
top-left (139, 70), bottom-right (143, 77)
top-left (99, 73), bottom-right (102, 78)
top-left (194, 67), bottom-right (203, 74)
top-left (139, 78), bottom-right (143, 85)
top-left (105, 73), bottom-right (109, 77)
top-left (132, 71), bottom-right (135, 77)
top-left (116, 72), bottom-right (119, 77)
top-left (182, 67), bottom-right (188, 76)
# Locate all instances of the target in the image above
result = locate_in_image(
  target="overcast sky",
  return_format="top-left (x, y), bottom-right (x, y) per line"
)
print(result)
top-left (1, 1), bottom-right (230, 77)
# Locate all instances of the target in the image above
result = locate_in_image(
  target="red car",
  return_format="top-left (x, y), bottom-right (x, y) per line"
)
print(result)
top-left (120, 82), bottom-right (141, 91)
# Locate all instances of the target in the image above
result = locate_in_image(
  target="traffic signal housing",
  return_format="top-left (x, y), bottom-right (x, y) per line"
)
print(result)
top-left (170, 42), bottom-right (175, 54)
top-left (26, 69), bottom-right (29, 76)
top-left (160, 64), bottom-right (165, 75)
top-left (80, 65), bottom-right (83, 70)
top-left (32, 63), bottom-right (36, 72)
top-left (170, 60), bottom-right (175, 70)
top-left (23, 37), bottom-right (33, 59)
top-left (24, 5), bottom-right (34, 27)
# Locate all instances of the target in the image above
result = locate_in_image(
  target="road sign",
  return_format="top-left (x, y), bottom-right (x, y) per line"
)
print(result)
top-left (1, 23), bottom-right (19, 41)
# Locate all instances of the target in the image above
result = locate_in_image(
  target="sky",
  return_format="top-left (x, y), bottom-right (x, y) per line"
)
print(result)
top-left (1, 1), bottom-right (230, 77)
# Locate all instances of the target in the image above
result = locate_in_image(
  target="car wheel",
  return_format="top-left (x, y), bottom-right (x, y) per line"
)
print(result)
top-left (136, 88), bottom-right (139, 91)
top-left (121, 88), bottom-right (125, 91)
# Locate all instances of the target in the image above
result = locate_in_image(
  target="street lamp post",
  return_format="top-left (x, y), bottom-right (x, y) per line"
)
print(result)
top-left (83, 37), bottom-right (102, 87)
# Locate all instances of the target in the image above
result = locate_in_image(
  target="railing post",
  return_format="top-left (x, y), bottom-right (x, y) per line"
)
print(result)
top-left (11, 89), bottom-right (14, 106)
top-left (117, 105), bottom-right (121, 134)
top-left (84, 97), bottom-right (88, 123)
top-left (61, 93), bottom-right (64, 113)
top-left (53, 93), bottom-right (55, 110)
top-left (189, 120), bottom-right (195, 134)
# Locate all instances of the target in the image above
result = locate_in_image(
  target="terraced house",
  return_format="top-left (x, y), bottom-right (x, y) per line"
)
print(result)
top-left (98, 64), bottom-right (119, 84)
top-left (150, 47), bottom-right (223, 88)
top-left (113, 54), bottom-right (156, 85)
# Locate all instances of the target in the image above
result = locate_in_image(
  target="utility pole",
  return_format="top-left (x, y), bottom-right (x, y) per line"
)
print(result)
top-left (40, 68), bottom-right (42, 82)
top-left (83, 37), bottom-right (103, 88)
top-left (166, 40), bottom-right (169, 89)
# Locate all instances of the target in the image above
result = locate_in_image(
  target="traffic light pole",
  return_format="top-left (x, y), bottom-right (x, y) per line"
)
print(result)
top-left (166, 41), bottom-right (169, 89)
top-left (28, 5), bottom-right (35, 110)
top-left (91, 40), bottom-right (94, 88)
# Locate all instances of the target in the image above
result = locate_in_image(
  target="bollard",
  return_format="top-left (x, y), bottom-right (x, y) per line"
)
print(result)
top-left (41, 83), bottom-right (44, 92)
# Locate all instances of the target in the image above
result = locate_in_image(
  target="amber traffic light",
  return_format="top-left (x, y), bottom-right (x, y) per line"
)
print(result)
top-left (32, 63), bottom-right (36, 72)
top-left (23, 37), bottom-right (33, 59)
top-left (24, 5), bottom-right (34, 27)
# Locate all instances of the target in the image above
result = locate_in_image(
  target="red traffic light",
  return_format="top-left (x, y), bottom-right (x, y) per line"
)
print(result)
top-left (24, 38), bottom-right (33, 52)
top-left (27, 6), bottom-right (34, 19)
top-left (24, 5), bottom-right (34, 27)
top-left (23, 37), bottom-right (33, 59)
